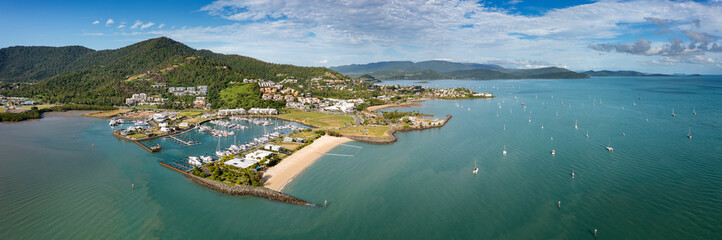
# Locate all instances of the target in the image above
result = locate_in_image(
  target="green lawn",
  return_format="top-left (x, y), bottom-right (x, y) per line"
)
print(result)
top-left (127, 133), bottom-right (147, 139)
top-left (337, 126), bottom-right (391, 138)
top-left (0, 106), bottom-right (7, 113)
top-left (177, 111), bottom-right (203, 117)
top-left (279, 110), bottom-right (354, 128)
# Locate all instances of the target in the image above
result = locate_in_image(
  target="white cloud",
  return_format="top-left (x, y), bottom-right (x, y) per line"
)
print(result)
top-left (140, 22), bottom-right (155, 29)
top-left (83, 33), bottom-right (104, 36)
top-left (158, 24), bottom-right (165, 29)
top-left (130, 20), bottom-right (142, 29)
top-left (118, 24), bottom-right (126, 29)
top-left (105, 19), bottom-right (114, 26)
top-left (92, 20), bottom-right (100, 25)
top-left (149, 0), bottom-right (722, 72)
top-left (319, 59), bottom-right (328, 64)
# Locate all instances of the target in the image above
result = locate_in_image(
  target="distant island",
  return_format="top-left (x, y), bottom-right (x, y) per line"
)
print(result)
top-left (331, 60), bottom-right (589, 80)
top-left (581, 70), bottom-right (701, 77)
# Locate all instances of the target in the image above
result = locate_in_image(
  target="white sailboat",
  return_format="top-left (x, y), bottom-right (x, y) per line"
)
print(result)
top-left (574, 120), bottom-right (578, 129)
top-left (687, 127), bottom-right (692, 139)
top-left (571, 169), bottom-right (575, 179)
top-left (692, 107), bottom-right (696, 115)
top-left (671, 108), bottom-right (676, 117)
top-left (586, 130), bottom-right (589, 138)
top-left (606, 137), bottom-right (614, 151)
top-left (473, 160), bottom-right (479, 174)
top-left (551, 149), bottom-right (556, 155)
top-left (503, 145), bottom-right (507, 155)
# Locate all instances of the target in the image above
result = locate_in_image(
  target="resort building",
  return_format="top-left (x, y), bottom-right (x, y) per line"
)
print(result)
top-left (224, 158), bottom-right (258, 169)
top-left (264, 145), bottom-right (283, 152)
top-left (217, 108), bottom-right (246, 115)
top-left (245, 150), bottom-right (274, 161)
top-left (248, 108), bottom-right (278, 115)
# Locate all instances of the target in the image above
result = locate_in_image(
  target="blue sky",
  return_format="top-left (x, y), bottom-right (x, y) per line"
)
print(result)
top-left (2, 0), bottom-right (722, 74)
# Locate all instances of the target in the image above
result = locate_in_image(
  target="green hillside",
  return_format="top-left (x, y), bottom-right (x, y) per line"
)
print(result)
top-left (0, 37), bottom-right (346, 106)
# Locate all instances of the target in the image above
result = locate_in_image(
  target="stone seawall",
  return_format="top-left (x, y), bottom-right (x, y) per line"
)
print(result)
top-left (184, 174), bottom-right (317, 206)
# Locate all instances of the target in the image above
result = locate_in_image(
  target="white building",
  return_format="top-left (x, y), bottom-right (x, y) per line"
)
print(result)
top-left (224, 158), bottom-right (258, 169)
top-left (218, 108), bottom-right (246, 115)
top-left (245, 150), bottom-right (274, 161)
top-left (264, 145), bottom-right (283, 152)
top-left (248, 108), bottom-right (278, 115)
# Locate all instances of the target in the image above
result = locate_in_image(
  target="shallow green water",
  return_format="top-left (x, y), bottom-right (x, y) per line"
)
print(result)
top-left (1, 76), bottom-right (721, 239)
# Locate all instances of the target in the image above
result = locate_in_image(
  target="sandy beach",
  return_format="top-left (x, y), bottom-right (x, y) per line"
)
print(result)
top-left (366, 102), bottom-right (422, 112)
top-left (263, 135), bottom-right (353, 192)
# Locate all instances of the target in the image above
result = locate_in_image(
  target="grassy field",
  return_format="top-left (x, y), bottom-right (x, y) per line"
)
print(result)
top-left (127, 133), bottom-right (147, 139)
top-left (177, 111), bottom-right (203, 117)
top-left (19, 104), bottom-right (58, 111)
top-left (85, 109), bottom-right (133, 118)
top-left (278, 142), bottom-right (302, 151)
top-left (336, 126), bottom-right (392, 138)
top-left (0, 106), bottom-right (6, 113)
top-left (279, 111), bottom-right (354, 128)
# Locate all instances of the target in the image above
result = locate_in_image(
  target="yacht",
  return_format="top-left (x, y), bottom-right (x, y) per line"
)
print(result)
top-left (503, 145), bottom-right (507, 155)
top-left (606, 137), bottom-right (614, 151)
top-left (551, 150), bottom-right (556, 155)
top-left (687, 127), bottom-right (692, 139)
top-left (571, 170), bottom-right (575, 179)
top-left (473, 160), bottom-right (479, 174)
top-left (574, 120), bottom-right (578, 129)
top-left (586, 130), bottom-right (589, 138)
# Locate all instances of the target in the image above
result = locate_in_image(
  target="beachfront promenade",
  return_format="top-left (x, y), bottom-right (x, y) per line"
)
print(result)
top-left (263, 135), bottom-right (353, 191)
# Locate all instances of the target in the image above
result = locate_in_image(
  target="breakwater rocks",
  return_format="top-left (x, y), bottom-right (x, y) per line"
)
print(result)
top-left (342, 115), bottom-right (452, 144)
top-left (185, 174), bottom-right (316, 206)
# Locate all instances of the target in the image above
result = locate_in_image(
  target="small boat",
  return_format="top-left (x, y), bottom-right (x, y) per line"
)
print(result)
top-left (551, 150), bottom-right (556, 155)
top-left (586, 130), bottom-right (589, 138)
top-left (473, 160), bottom-right (479, 174)
top-left (671, 108), bottom-right (676, 117)
top-left (571, 170), bottom-right (575, 179)
top-left (503, 124), bottom-right (506, 131)
top-left (541, 125), bottom-right (544, 129)
top-left (528, 115), bottom-right (531, 123)
top-left (574, 120), bottom-right (578, 129)
top-left (692, 108), bottom-right (696, 115)
top-left (687, 127), bottom-right (692, 139)
top-left (606, 137), bottom-right (614, 151)
top-left (503, 145), bottom-right (507, 155)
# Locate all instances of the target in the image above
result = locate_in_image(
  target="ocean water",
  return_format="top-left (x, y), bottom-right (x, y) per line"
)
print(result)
top-left (1, 76), bottom-right (721, 239)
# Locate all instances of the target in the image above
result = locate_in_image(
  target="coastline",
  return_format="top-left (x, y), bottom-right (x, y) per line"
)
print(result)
top-left (263, 135), bottom-right (353, 192)
top-left (366, 102), bottom-right (423, 112)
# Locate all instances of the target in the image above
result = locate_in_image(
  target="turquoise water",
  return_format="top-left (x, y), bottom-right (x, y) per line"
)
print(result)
top-left (1, 76), bottom-right (721, 239)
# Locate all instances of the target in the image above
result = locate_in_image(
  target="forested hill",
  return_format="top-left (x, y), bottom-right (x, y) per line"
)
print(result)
top-left (0, 37), bottom-right (344, 106)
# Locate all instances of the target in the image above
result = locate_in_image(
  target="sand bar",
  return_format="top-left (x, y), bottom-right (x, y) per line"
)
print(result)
top-left (263, 135), bottom-right (353, 191)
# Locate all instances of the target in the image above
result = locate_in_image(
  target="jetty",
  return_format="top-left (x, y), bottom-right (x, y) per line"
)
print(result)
top-left (134, 140), bottom-right (161, 153)
top-left (166, 135), bottom-right (202, 146)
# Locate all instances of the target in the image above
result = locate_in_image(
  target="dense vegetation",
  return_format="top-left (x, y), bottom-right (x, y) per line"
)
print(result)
top-left (0, 104), bottom-right (116, 122)
top-left (218, 83), bottom-right (286, 109)
top-left (0, 46), bottom-right (94, 82)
